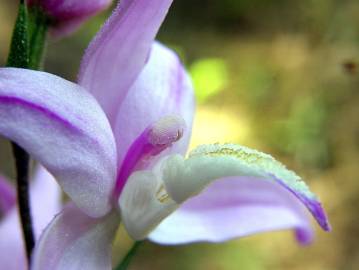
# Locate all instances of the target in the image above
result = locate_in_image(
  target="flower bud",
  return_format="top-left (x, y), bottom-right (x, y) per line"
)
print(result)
top-left (27, 0), bottom-right (112, 36)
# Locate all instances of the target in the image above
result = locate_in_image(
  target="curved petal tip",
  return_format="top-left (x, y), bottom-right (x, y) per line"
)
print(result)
top-left (275, 178), bottom-right (331, 232)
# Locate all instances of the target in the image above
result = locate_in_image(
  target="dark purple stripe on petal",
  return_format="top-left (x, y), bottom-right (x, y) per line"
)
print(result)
top-left (0, 95), bottom-right (106, 148)
top-left (114, 128), bottom-right (152, 198)
top-left (0, 96), bottom-right (81, 133)
top-left (274, 177), bottom-right (331, 231)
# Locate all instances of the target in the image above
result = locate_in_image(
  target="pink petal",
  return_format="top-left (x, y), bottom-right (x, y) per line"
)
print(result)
top-left (78, 0), bottom-right (175, 123)
top-left (113, 43), bottom-right (195, 174)
top-left (27, 0), bottom-right (112, 36)
top-left (0, 68), bottom-right (117, 217)
top-left (0, 166), bottom-right (61, 270)
top-left (32, 204), bottom-right (119, 270)
top-left (149, 177), bottom-right (316, 245)
top-left (0, 174), bottom-right (16, 216)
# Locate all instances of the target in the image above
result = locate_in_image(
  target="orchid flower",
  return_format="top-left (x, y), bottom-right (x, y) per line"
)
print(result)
top-left (26, 0), bottom-right (112, 35)
top-left (0, 0), bottom-right (330, 269)
top-left (0, 168), bottom-right (61, 269)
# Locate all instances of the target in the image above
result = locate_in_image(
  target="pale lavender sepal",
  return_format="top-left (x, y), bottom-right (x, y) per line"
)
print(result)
top-left (0, 175), bottom-right (16, 216)
top-left (27, 0), bottom-right (112, 36)
top-left (0, 68), bottom-right (117, 218)
top-left (78, 0), bottom-right (175, 123)
top-left (0, 206), bottom-right (26, 269)
top-left (32, 204), bottom-right (119, 270)
top-left (0, 166), bottom-right (61, 270)
top-left (113, 43), bottom-right (195, 176)
top-left (149, 177), bottom-right (315, 245)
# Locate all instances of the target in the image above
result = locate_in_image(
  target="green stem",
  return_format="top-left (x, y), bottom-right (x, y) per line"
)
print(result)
top-left (12, 144), bottom-right (34, 261)
top-left (6, 2), bottom-right (34, 263)
top-left (6, 3), bottom-right (29, 68)
top-left (6, 0), bottom-right (49, 264)
top-left (114, 241), bottom-right (144, 270)
top-left (28, 7), bottom-right (49, 69)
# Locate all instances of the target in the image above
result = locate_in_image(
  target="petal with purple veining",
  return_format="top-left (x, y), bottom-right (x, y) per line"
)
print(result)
top-left (78, 0), bottom-right (175, 122)
top-left (0, 68), bottom-right (117, 218)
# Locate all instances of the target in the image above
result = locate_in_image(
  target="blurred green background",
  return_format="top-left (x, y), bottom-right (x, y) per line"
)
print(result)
top-left (1, 0), bottom-right (359, 269)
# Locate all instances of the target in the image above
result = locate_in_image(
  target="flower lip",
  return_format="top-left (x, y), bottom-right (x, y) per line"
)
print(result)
top-left (162, 143), bottom-right (331, 233)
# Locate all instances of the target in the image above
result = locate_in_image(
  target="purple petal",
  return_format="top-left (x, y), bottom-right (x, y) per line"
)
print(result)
top-left (0, 166), bottom-right (61, 270)
top-left (32, 204), bottom-right (119, 270)
top-left (0, 68), bottom-right (117, 217)
top-left (149, 177), bottom-right (316, 245)
top-left (113, 43), bottom-right (195, 178)
top-left (0, 175), bottom-right (16, 216)
top-left (27, 0), bottom-right (112, 36)
top-left (78, 0), bottom-right (175, 123)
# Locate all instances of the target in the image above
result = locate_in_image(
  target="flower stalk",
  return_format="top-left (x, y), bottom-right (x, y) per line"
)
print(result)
top-left (11, 144), bottom-right (34, 261)
top-left (115, 241), bottom-right (144, 270)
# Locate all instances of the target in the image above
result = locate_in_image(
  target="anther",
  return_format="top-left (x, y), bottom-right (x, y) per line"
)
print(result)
top-left (148, 115), bottom-right (186, 147)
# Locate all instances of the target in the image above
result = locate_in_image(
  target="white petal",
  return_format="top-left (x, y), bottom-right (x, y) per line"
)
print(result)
top-left (119, 169), bottom-right (177, 240)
